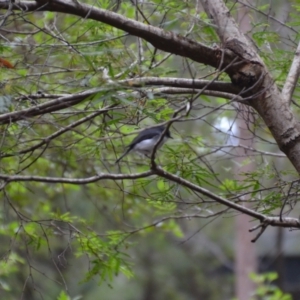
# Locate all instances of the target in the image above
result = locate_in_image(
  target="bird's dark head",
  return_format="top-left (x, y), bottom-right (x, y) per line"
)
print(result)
top-left (155, 125), bottom-right (173, 139)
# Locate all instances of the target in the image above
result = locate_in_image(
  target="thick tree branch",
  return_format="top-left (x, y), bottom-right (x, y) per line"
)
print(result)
top-left (281, 40), bottom-right (300, 105)
top-left (201, 0), bottom-right (300, 174)
top-left (0, 0), bottom-right (242, 77)
top-left (201, 0), bottom-right (261, 62)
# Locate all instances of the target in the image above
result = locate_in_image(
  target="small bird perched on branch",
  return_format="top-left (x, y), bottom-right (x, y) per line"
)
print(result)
top-left (115, 125), bottom-right (172, 164)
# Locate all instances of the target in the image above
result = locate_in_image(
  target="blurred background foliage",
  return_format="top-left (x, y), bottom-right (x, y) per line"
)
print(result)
top-left (0, 0), bottom-right (299, 299)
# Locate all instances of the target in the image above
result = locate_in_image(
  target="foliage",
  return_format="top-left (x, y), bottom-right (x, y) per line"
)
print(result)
top-left (249, 272), bottom-right (292, 300)
top-left (0, 0), bottom-right (299, 299)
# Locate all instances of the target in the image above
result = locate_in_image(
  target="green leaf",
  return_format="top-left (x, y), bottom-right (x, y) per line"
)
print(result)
top-left (57, 290), bottom-right (70, 300)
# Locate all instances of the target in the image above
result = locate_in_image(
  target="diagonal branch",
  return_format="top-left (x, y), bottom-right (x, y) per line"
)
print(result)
top-left (152, 165), bottom-right (300, 238)
top-left (200, 0), bottom-right (300, 174)
top-left (281, 40), bottom-right (300, 105)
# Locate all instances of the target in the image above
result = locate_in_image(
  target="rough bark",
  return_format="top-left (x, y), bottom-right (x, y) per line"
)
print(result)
top-left (201, 0), bottom-right (300, 173)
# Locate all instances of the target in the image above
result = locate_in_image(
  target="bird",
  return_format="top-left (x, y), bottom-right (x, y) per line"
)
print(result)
top-left (115, 125), bottom-right (172, 164)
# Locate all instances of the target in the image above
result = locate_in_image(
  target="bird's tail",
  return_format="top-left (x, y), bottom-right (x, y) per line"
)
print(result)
top-left (115, 149), bottom-right (130, 164)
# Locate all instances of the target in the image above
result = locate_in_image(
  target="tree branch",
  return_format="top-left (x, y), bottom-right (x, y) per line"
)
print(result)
top-left (0, 0), bottom-right (240, 75)
top-left (152, 165), bottom-right (300, 237)
top-left (281, 40), bottom-right (300, 105)
top-left (119, 77), bottom-right (241, 94)
top-left (201, 0), bottom-right (300, 174)
top-left (0, 170), bottom-right (155, 184)
top-left (151, 87), bottom-right (243, 101)
top-left (0, 88), bottom-right (104, 125)
top-left (0, 77), bottom-right (243, 126)
top-left (0, 163), bottom-right (299, 239)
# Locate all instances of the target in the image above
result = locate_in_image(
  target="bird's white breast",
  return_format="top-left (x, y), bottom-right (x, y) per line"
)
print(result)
top-left (133, 136), bottom-right (167, 155)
